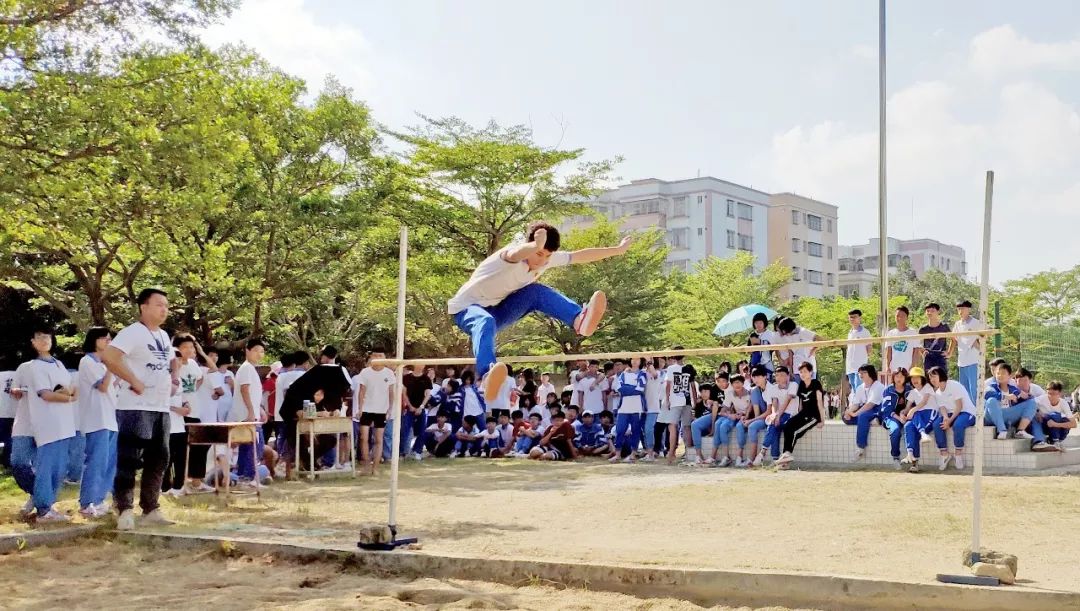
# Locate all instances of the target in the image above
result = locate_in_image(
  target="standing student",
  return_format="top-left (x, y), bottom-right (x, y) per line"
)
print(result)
top-left (661, 351), bottom-right (697, 464)
top-left (774, 362), bottom-right (827, 467)
top-left (461, 369), bottom-right (487, 429)
top-left (842, 364), bottom-right (886, 462)
top-left (759, 366), bottom-right (798, 465)
top-left (229, 339), bottom-right (265, 486)
top-left (610, 358), bottom-right (645, 463)
top-left (713, 375), bottom-right (752, 467)
top-left (448, 222), bottom-right (630, 401)
top-left (9, 358), bottom-right (37, 517)
top-left (1034, 381), bottom-right (1075, 448)
top-left (778, 317), bottom-right (822, 376)
top-left (27, 327), bottom-right (79, 523)
top-left (354, 351), bottom-right (397, 475)
top-left (845, 309), bottom-right (872, 391)
top-left (901, 367), bottom-right (938, 473)
top-left (574, 360), bottom-right (606, 416)
top-left (535, 372), bottom-right (556, 408)
top-left (743, 367), bottom-right (771, 466)
top-left (917, 303), bottom-right (952, 372)
top-left (76, 328), bottom-right (119, 518)
top-left (102, 289), bottom-right (175, 531)
top-left (273, 352), bottom-right (308, 456)
top-left (878, 368), bottom-right (914, 469)
top-left (930, 366), bottom-right (982, 469)
top-left (952, 300), bottom-right (986, 403)
top-left (641, 358), bottom-right (662, 462)
top-left (403, 364), bottom-right (433, 460)
top-left (884, 306), bottom-right (919, 379)
top-left (162, 335), bottom-right (211, 496)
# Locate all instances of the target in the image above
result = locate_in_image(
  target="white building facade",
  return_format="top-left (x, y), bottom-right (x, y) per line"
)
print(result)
top-left (838, 237), bottom-right (968, 298)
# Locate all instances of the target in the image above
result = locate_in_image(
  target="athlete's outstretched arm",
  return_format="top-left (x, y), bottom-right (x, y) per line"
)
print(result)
top-left (570, 236), bottom-right (632, 264)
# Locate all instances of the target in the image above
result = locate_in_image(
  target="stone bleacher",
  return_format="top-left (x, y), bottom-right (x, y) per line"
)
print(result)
top-left (690, 421), bottom-right (1080, 472)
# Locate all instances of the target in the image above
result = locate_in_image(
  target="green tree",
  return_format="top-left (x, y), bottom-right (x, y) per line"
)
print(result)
top-left (1003, 267), bottom-right (1080, 326)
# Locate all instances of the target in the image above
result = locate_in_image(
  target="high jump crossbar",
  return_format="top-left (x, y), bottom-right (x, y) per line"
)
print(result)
top-left (370, 328), bottom-right (999, 368)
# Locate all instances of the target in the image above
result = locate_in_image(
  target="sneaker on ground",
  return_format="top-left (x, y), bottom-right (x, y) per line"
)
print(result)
top-left (574, 291), bottom-right (607, 337)
top-left (116, 509), bottom-right (136, 531)
top-left (908, 463), bottom-right (921, 473)
top-left (481, 363), bottom-right (509, 406)
top-left (168, 488), bottom-right (186, 498)
top-left (775, 452), bottom-right (794, 465)
top-left (63, 478), bottom-right (79, 487)
top-left (938, 454), bottom-right (952, 471)
top-left (192, 482), bottom-right (215, 494)
top-left (1015, 430), bottom-right (1034, 440)
top-left (19, 498), bottom-right (35, 518)
top-left (37, 510), bottom-right (70, 524)
top-left (79, 505), bottom-right (97, 519)
top-left (1031, 441), bottom-right (1054, 452)
top-left (641, 455), bottom-right (656, 463)
top-left (609, 455), bottom-right (620, 463)
top-left (410, 452), bottom-right (423, 461)
top-left (622, 456), bottom-right (635, 464)
top-left (752, 451), bottom-right (764, 467)
top-left (140, 509), bottom-right (175, 527)
top-left (448, 453), bottom-right (458, 459)
top-left (954, 454), bottom-right (965, 469)
top-left (901, 451), bottom-right (915, 464)
top-left (1054, 442), bottom-right (1065, 451)
top-left (852, 448), bottom-right (865, 462)
top-left (719, 456), bottom-right (731, 467)
top-left (995, 432), bottom-right (1009, 440)
top-left (893, 458), bottom-right (902, 470)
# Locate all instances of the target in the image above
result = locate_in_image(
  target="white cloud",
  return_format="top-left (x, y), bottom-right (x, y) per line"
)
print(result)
top-left (851, 43), bottom-right (876, 61)
top-left (969, 25), bottom-right (1080, 78)
top-left (202, 0), bottom-right (373, 96)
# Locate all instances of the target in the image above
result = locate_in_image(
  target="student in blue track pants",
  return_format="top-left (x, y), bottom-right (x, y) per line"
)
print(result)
top-left (879, 368), bottom-right (914, 469)
top-left (900, 367), bottom-right (939, 473)
top-left (759, 366), bottom-right (798, 464)
top-left (1033, 381), bottom-right (1076, 446)
top-left (745, 367), bottom-right (771, 466)
top-left (842, 364), bottom-right (886, 462)
top-left (930, 366), bottom-right (981, 471)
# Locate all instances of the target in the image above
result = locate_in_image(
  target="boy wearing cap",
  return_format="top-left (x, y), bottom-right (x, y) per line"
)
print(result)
top-left (952, 300), bottom-right (986, 403)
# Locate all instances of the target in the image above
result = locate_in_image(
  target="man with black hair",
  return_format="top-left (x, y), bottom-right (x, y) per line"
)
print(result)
top-left (660, 349), bottom-right (697, 465)
top-left (918, 303), bottom-right (952, 372)
top-left (528, 410), bottom-right (577, 461)
top-left (953, 300), bottom-right (986, 403)
top-left (230, 338), bottom-right (266, 486)
top-left (885, 306), bottom-right (919, 380)
top-left (354, 350), bottom-right (396, 475)
top-left (845, 309), bottom-right (872, 391)
top-left (101, 288), bottom-right (175, 530)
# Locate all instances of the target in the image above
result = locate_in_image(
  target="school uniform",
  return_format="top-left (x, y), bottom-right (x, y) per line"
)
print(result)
top-left (613, 369), bottom-right (646, 454)
top-left (29, 358), bottom-right (78, 514)
top-left (763, 381), bottom-right (798, 459)
top-left (846, 380), bottom-right (886, 450)
top-left (985, 380), bottom-right (1043, 441)
top-left (1034, 395), bottom-right (1074, 443)
top-left (423, 422), bottom-right (455, 457)
top-left (0, 371), bottom-right (16, 468)
top-left (936, 380), bottom-right (980, 449)
top-left (453, 424), bottom-right (483, 456)
top-left (846, 326), bottom-right (872, 391)
top-left (782, 378), bottom-right (825, 455)
top-left (8, 362), bottom-right (36, 496)
top-left (743, 385), bottom-right (771, 449)
top-left (878, 384), bottom-right (915, 460)
top-left (903, 386), bottom-right (939, 460)
top-left (717, 389), bottom-right (752, 450)
top-left (77, 354), bottom-right (119, 509)
top-left (573, 419), bottom-right (604, 450)
top-left (953, 316), bottom-right (986, 403)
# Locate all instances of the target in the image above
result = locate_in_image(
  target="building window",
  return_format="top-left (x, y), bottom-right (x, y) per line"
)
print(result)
top-left (726, 230), bottom-right (736, 248)
top-left (667, 228), bottom-right (689, 249)
top-left (672, 197), bottom-right (688, 217)
top-left (737, 202), bottom-right (753, 220)
top-left (887, 254), bottom-right (900, 267)
top-left (827, 246), bottom-right (833, 260)
top-left (807, 270), bottom-right (823, 285)
top-left (945, 258), bottom-right (951, 271)
top-left (738, 233), bottom-right (753, 252)
top-left (807, 214), bottom-right (823, 231)
top-left (827, 219), bottom-right (833, 233)
top-left (839, 258), bottom-right (851, 271)
top-left (697, 195), bottom-right (704, 204)
top-left (792, 266), bottom-right (801, 281)
top-left (792, 238), bottom-right (801, 253)
top-left (827, 273), bottom-right (835, 287)
top-left (697, 227), bottom-right (704, 236)
top-left (807, 242), bottom-right (823, 257)
top-left (791, 210), bottom-right (799, 225)
top-left (629, 200), bottom-right (660, 216)
top-left (727, 199), bottom-right (735, 218)
top-left (930, 254), bottom-right (936, 267)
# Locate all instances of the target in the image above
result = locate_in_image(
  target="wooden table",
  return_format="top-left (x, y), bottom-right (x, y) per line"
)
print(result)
top-left (185, 422), bottom-right (261, 498)
top-left (295, 416), bottom-right (356, 480)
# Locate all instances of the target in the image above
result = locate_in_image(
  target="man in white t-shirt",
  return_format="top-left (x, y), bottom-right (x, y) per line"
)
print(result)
top-left (448, 222), bottom-right (631, 405)
top-left (1034, 381), bottom-right (1076, 448)
top-left (574, 361), bottom-right (606, 415)
top-left (163, 334), bottom-right (212, 496)
top-left (885, 306), bottom-right (919, 379)
top-left (230, 338), bottom-right (265, 483)
top-left (355, 351), bottom-right (396, 475)
top-left (660, 352), bottom-right (696, 465)
top-left (845, 309), bottom-right (872, 392)
top-left (101, 288), bottom-right (176, 530)
top-left (778, 318), bottom-right (821, 376)
top-left (535, 372), bottom-right (557, 407)
top-left (274, 351), bottom-right (309, 454)
top-left (843, 364), bottom-right (886, 461)
top-left (952, 300), bottom-right (986, 403)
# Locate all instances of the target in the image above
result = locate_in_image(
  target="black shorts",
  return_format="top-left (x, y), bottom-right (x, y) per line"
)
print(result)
top-left (537, 445), bottom-right (564, 460)
top-left (359, 413), bottom-right (387, 428)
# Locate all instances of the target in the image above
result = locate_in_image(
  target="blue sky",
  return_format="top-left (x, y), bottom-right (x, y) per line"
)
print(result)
top-left (203, 0), bottom-right (1080, 283)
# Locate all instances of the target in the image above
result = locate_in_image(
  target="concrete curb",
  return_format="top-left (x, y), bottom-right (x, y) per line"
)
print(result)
top-left (0, 525), bottom-right (104, 554)
top-left (118, 531), bottom-right (1079, 610)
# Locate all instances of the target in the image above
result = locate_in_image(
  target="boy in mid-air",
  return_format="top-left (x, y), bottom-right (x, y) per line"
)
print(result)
top-left (448, 222), bottom-right (631, 401)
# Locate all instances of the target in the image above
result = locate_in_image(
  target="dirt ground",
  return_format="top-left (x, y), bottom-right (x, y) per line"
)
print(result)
top-left (2, 459), bottom-right (1079, 593)
top-left (0, 540), bottom-right (796, 610)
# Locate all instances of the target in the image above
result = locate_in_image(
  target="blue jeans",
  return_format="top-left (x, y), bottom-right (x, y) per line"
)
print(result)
top-left (66, 430), bottom-right (85, 482)
top-left (690, 414), bottom-right (714, 451)
top-left (986, 398), bottom-right (1042, 441)
top-left (453, 283), bottom-right (580, 379)
top-left (764, 413), bottom-right (791, 458)
top-left (409, 411), bottom-right (428, 455)
top-left (745, 419), bottom-right (767, 449)
top-left (904, 411), bottom-right (936, 458)
top-left (642, 412), bottom-right (658, 451)
top-left (881, 414), bottom-right (903, 459)
top-left (714, 417), bottom-right (737, 450)
top-left (80, 429), bottom-right (117, 508)
top-left (615, 413), bottom-right (642, 454)
top-left (958, 365), bottom-right (979, 404)
top-left (934, 412), bottom-right (976, 449)
top-left (1039, 413), bottom-right (1072, 443)
top-left (845, 409), bottom-right (880, 449)
top-left (33, 437), bottom-right (72, 514)
top-left (514, 434), bottom-right (536, 454)
top-left (10, 435), bottom-right (36, 494)
top-left (235, 424), bottom-right (262, 480)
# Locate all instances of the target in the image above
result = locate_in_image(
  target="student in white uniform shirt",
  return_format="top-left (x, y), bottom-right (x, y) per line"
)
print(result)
top-left (8, 358), bottom-right (38, 517)
top-left (845, 309), bottom-right (872, 391)
top-left (885, 306), bottom-right (919, 378)
top-left (1015, 368), bottom-right (1045, 402)
top-left (843, 364), bottom-right (886, 462)
top-left (778, 317), bottom-right (822, 377)
top-left (163, 335), bottom-right (213, 496)
top-left (354, 351), bottom-right (397, 475)
top-left (574, 360), bottom-right (606, 416)
top-left (230, 339), bottom-right (266, 485)
top-left (660, 352), bottom-right (696, 465)
top-left (929, 366), bottom-right (979, 470)
top-left (900, 367), bottom-right (939, 473)
top-left (1034, 381), bottom-right (1076, 448)
top-left (759, 366), bottom-right (799, 464)
top-left (25, 327), bottom-right (79, 523)
top-left (952, 300), bottom-right (986, 403)
top-left (273, 351), bottom-right (310, 454)
top-left (76, 327), bottom-right (120, 518)
top-left (535, 372), bottom-right (556, 408)
top-left (641, 358), bottom-right (664, 462)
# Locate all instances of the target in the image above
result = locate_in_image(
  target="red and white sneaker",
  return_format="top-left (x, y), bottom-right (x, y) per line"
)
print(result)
top-left (482, 363), bottom-right (509, 402)
top-left (574, 291), bottom-right (607, 337)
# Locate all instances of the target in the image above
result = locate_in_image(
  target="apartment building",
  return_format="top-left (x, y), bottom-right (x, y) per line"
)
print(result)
top-left (766, 193), bottom-right (841, 300)
top-left (837, 237), bottom-right (968, 298)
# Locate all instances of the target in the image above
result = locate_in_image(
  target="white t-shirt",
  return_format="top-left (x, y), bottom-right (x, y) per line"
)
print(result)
top-left (11, 362), bottom-right (34, 437)
top-left (536, 382), bottom-right (556, 405)
top-left (615, 370), bottom-right (644, 414)
top-left (575, 374), bottom-right (606, 414)
top-left (208, 370), bottom-right (230, 423)
top-left (168, 391), bottom-right (187, 435)
top-left (885, 328), bottom-right (919, 372)
top-left (176, 358), bottom-right (203, 420)
top-left (953, 316), bottom-right (987, 368)
top-left (602, 375), bottom-right (620, 412)
top-left (644, 369), bottom-right (663, 412)
top-left (425, 421), bottom-right (452, 442)
top-left (356, 366), bottom-right (396, 415)
top-left (77, 355), bottom-right (118, 434)
top-left (725, 389), bottom-right (752, 416)
top-left (1019, 383), bottom-right (1046, 400)
top-left (194, 366), bottom-right (215, 422)
top-left (229, 361), bottom-right (262, 422)
top-left (665, 364), bottom-right (690, 408)
top-left (769, 381), bottom-right (800, 416)
top-left (1035, 394), bottom-right (1073, 418)
top-left (788, 327), bottom-right (818, 373)
top-left (0, 371), bottom-right (16, 419)
top-left (854, 380), bottom-right (886, 410)
top-left (757, 330), bottom-right (778, 370)
top-left (846, 327), bottom-right (872, 374)
top-left (937, 380), bottom-right (976, 416)
top-left (447, 246), bottom-right (572, 314)
top-left (912, 385), bottom-right (939, 415)
top-left (530, 404), bottom-right (552, 427)
top-left (463, 386), bottom-right (485, 419)
top-left (29, 358), bottom-right (77, 446)
top-left (110, 322), bottom-right (173, 412)
top-left (485, 376), bottom-right (516, 413)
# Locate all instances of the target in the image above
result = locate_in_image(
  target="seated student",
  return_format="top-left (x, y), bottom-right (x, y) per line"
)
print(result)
top-left (506, 410), bottom-right (530, 456)
top-left (573, 410), bottom-right (607, 457)
top-left (901, 367), bottom-right (939, 473)
top-left (422, 380), bottom-right (465, 434)
top-left (982, 358), bottom-right (1010, 394)
top-left (930, 366), bottom-right (985, 469)
top-left (453, 414), bottom-right (483, 457)
top-left (514, 413), bottom-right (545, 454)
top-left (843, 364), bottom-right (886, 462)
top-left (488, 412), bottom-right (514, 457)
top-left (564, 404), bottom-right (580, 428)
top-left (528, 411), bottom-right (577, 461)
top-left (1034, 381), bottom-right (1076, 448)
top-left (535, 393), bottom-right (557, 428)
top-left (713, 374), bottom-right (752, 467)
top-left (420, 413), bottom-right (455, 458)
top-left (1014, 368), bottom-right (1045, 402)
top-left (759, 366), bottom-right (798, 465)
top-left (984, 363), bottom-right (1051, 451)
top-left (775, 362), bottom-right (827, 468)
top-left (478, 419), bottom-right (503, 457)
top-left (743, 367), bottom-right (771, 467)
top-left (688, 382), bottom-right (719, 465)
top-left (597, 410), bottom-right (617, 458)
top-left (878, 368), bottom-right (914, 469)
top-left (560, 389), bottom-right (574, 410)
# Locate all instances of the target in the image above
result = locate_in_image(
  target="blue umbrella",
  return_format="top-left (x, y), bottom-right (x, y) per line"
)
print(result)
top-left (713, 304), bottom-right (779, 337)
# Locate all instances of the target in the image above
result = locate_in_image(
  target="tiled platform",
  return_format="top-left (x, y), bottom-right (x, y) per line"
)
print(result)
top-left (692, 421), bottom-right (1080, 472)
